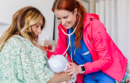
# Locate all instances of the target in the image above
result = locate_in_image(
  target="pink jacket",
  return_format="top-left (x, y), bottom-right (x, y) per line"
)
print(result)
top-left (46, 13), bottom-right (127, 82)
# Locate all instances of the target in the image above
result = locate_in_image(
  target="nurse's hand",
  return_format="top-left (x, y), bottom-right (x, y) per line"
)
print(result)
top-left (66, 62), bottom-right (82, 78)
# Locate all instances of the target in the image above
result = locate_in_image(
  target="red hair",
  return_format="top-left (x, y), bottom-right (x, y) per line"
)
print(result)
top-left (52, 0), bottom-right (86, 49)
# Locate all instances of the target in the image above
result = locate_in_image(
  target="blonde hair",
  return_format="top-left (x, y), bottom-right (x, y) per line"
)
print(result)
top-left (0, 6), bottom-right (45, 51)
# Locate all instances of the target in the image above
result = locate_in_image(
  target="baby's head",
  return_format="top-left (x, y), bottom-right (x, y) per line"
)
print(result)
top-left (48, 55), bottom-right (69, 73)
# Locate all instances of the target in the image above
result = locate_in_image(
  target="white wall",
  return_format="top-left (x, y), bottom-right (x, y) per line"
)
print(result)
top-left (0, 23), bottom-right (10, 37)
top-left (80, 0), bottom-right (90, 12)
top-left (0, 0), bottom-right (55, 40)
top-left (81, 0), bottom-right (96, 13)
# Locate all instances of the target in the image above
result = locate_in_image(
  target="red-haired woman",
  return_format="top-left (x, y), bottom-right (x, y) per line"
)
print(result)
top-left (45, 0), bottom-right (127, 83)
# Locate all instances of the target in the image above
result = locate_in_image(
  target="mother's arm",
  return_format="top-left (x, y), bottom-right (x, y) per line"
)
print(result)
top-left (47, 72), bottom-right (71, 83)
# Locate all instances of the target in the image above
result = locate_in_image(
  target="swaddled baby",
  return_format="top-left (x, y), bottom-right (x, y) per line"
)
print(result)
top-left (48, 55), bottom-right (76, 83)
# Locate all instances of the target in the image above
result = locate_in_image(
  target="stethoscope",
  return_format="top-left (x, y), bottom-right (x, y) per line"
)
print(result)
top-left (59, 12), bottom-right (81, 58)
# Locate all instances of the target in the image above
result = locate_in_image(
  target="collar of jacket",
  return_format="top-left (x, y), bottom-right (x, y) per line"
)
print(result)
top-left (83, 13), bottom-right (99, 29)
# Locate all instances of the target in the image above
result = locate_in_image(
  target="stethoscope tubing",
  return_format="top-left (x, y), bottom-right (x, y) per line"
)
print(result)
top-left (59, 12), bottom-right (81, 56)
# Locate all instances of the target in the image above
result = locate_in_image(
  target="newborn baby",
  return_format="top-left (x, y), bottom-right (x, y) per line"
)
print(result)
top-left (48, 55), bottom-right (76, 83)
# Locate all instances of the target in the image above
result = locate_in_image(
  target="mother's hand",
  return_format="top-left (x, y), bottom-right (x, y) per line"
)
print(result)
top-left (47, 72), bottom-right (71, 83)
top-left (66, 62), bottom-right (82, 78)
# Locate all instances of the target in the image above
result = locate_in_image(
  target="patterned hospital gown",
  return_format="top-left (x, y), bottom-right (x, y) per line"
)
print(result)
top-left (0, 35), bottom-right (54, 83)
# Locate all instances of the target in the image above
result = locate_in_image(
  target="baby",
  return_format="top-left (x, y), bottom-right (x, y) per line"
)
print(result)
top-left (48, 55), bottom-right (76, 83)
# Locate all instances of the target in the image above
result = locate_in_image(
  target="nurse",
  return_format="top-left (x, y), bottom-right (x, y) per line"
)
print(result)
top-left (45, 0), bottom-right (128, 83)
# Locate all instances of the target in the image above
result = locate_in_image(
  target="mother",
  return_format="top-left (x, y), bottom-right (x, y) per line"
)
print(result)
top-left (0, 6), bottom-right (70, 83)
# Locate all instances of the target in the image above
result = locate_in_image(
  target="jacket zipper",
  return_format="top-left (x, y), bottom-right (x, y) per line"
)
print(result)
top-left (98, 32), bottom-right (103, 47)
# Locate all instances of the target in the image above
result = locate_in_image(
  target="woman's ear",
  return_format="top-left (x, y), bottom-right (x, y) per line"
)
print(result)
top-left (74, 8), bottom-right (78, 15)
